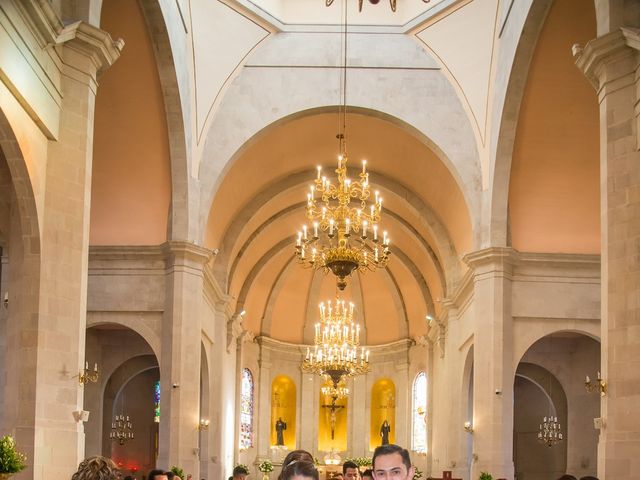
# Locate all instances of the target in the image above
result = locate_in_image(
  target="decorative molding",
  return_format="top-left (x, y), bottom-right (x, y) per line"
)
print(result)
top-left (574, 27), bottom-right (640, 90)
top-left (13, 0), bottom-right (62, 46)
top-left (56, 21), bottom-right (124, 74)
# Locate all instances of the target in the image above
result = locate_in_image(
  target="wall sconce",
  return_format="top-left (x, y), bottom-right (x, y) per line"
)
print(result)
top-left (198, 418), bottom-right (210, 430)
top-left (585, 372), bottom-right (606, 396)
top-left (72, 410), bottom-right (90, 423)
top-left (78, 362), bottom-right (99, 385)
top-left (464, 421), bottom-right (474, 433)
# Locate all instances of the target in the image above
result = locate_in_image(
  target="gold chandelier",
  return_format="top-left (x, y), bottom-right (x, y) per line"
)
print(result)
top-left (295, 157), bottom-right (390, 290)
top-left (295, 0), bottom-right (390, 291)
top-left (302, 298), bottom-right (370, 392)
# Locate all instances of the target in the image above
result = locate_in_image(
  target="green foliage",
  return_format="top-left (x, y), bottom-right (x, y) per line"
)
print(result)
top-left (345, 457), bottom-right (372, 468)
top-left (258, 460), bottom-right (274, 473)
top-left (0, 436), bottom-right (26, 474)
top-left (170, 466), bottom-right (185, 479)
top-left (479, 473), bottom-right (493, 480)
top-left (413, 466), bottom-right (423, 480)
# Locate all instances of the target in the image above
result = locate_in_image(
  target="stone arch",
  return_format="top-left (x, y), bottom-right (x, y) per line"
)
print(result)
top-left (86, 314), bottom-right (161, 360)
top-left (137, 0), bottom-right (193, 241)
top-left (199, 83), bottom-right (480, 246)
top-left (488, 0), bottom-right (553, 247)
top-left (0, 107), bottom-right (41, 447)
top-left (514, 325), bottom-right (600, 370)
top-left (218, 174), bottom-right (457, 295)
top-left (593, 0), bottom-right (640, 36)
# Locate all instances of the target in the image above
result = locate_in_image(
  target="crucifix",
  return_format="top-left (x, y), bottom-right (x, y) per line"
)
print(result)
top-left (321, 394), bottom-right (345, 440)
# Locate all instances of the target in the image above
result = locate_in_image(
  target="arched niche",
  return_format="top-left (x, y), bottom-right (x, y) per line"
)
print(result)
top-left (515, 333), bottom-right (600, 478)
top-left (270, 375), bottom-right (297, 450)
top-left (370, 378), bottom-right (396, 451)
top-left (318, 386), bottom-right (348, 453)
top-left (514, 364), bottom-right (567, 479)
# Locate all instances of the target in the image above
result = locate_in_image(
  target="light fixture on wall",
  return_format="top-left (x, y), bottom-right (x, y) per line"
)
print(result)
top-left (585, 371), bottom-right (607, 396)
top-left (463, 421), bottom-right (473, 433)
top-left (110, 413), bottom-right (134, 445)
top-left (302, 298), bottom-right (369, 394)
top-left (198, 418), bottom-right (210, 430)
top-left (78, 361), bottom-right (99, 385)
top-left (295, 0), bottom-right (390, 291)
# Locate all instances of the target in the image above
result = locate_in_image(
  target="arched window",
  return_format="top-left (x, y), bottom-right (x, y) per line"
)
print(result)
top-left (412, 372), bottom-right (427, 453)
top-left (239, 368), bottom-right (254, 449)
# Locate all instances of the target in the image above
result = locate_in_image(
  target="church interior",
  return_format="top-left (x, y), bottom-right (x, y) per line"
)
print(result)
top-left (0, 0), bottom-right (639, 479)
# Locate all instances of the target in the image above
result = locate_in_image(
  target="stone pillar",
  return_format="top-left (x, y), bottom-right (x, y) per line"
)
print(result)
top-left (0, 22), bottom-right (121, 480)
top-left (208, 301), bottom-right (238, 479)
top-left (575, 27), bottom-right (640, 480)
top-left (158, 242), bottom-right (212, 478)
top-left (349, 375), bottom-right (367, 457)
top-left (257, 341), bottom-right (272, 460)
top-left (464, 248), bottom-right (515, 480)
top-left (300, 372), bottom-right (315, 453)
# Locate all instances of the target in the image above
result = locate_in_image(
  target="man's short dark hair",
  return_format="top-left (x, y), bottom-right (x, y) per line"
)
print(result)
top-left (372, 444), bottom-right (412, 471)
top-left (148, 470), bottom-right (167, 480)
top-left (233, 466), bottom-right (249, 477)
top-left (579, 477), bottom-right (598, 480)
top-left (361, 469), bottom-right (373, 480)
top-left (557, 476), bottom-right (577, 480)
top-left (343, 461), bottom-right (358, 475)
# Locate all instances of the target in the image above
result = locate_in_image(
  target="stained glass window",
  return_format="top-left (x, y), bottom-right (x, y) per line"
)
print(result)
top-left (154, 381), bottom-right (161, 423)
top-left (412, 372), bottom-right (427, 453)
top-left (239, 368), bottom-right (254, 449)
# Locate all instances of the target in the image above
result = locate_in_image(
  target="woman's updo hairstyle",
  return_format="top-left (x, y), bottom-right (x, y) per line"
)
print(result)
top-left (280, 460), bottom-right (319, 480)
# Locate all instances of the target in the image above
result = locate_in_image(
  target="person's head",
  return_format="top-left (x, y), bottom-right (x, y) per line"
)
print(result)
top-left (148, 470), bottom-right (169, 480)
top-left (233, 465), bottom-right (249, 480)
top-left (280, 460), bottom-right (319, 480)
top-left (362, 469), bottom-right (374, 480)
top-left (166, 472), bottom-right (175, 480)
top-left (71, 456), bottom-right (120, 480)
top-left (556, 476), bottom-right (577, 480)
top-left (579, 477), bottom-right (598, 480)
top-left (372, 444), bottom-right (414, 480)
top-left (281, 450), bottom-right (315, 471)
top-left (343, 461), bottom-right (359, 480)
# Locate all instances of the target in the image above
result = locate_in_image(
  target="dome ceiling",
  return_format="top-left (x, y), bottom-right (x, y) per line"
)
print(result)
top-left (206, 112), bottom-right (470, 345)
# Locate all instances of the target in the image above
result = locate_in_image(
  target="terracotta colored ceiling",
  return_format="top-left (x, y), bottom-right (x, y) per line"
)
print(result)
top-left (207, 112), bottom-right (468, 344)
top-left (91, 0), bottom-right (171, 245)
top-left (509, 0), bottom-right (599, 254)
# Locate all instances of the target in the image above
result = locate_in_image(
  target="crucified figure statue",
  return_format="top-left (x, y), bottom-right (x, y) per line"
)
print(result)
top-left (321, 395), bottom-right (345, 440)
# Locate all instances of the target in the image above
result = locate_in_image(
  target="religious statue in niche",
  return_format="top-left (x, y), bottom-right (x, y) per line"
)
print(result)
top-left (380, 419), bottom-right (391, 445)
top-left (275, 417), bottom-right (287, 446)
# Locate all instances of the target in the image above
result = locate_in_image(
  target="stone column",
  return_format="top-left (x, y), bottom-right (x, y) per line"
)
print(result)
top-left (0, 22), bottom-right (121, 480)
top-left (464, 248), bottom-right (515, 480)
top-left (575, 27), bottom-right (640, 480)
top-left (208, 301), bottom-right (238, 479)
top-left (257, 341), bottom-right (272, 460)
top-left (300, 372), bottom-right (315, 453)
top-left (349, 375), bottom-right (367, 457)
top-left (158, 241), bottom-right (212, 478)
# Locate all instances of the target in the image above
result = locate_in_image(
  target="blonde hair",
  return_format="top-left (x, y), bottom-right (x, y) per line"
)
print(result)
top-left (71, 456), bottom-right (120, 480)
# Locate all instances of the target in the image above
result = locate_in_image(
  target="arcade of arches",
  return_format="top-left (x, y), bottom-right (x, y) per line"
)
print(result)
top-left (0, 1), bottom-right (638, 479)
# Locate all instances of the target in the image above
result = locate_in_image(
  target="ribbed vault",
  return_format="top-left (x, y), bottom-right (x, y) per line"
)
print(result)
top-left (206, 112), bottom-right (470, 344)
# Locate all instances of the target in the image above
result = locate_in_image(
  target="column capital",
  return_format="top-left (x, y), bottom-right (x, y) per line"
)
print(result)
top-left (574, 27), bottom-right (640, 91)
top-left (164, 241), bottom-right (214, 268)
top-left (462, 247), bottom-right (517, 273)
top-left (57, 21), bottom-right (124, 74)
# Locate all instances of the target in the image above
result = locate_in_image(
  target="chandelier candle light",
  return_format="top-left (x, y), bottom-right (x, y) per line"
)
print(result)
top-left (110, 414), bottom-right (134, 445)
top-left (295, 157), bottom-right (390, 290)
top-left (538, 415), bottom-right (563, 447)
top-left (302, 298), bottom-right (370, 394)
top-left (295, 0), bottom-right (390, 291)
